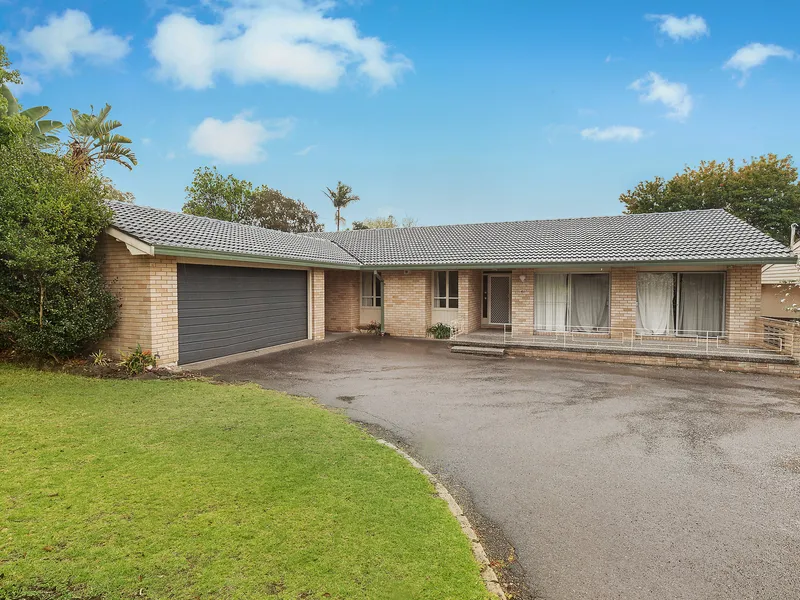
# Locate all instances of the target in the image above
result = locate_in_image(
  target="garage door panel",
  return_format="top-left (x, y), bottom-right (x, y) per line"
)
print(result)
top-left (177, 264), bottom-right (308, 364)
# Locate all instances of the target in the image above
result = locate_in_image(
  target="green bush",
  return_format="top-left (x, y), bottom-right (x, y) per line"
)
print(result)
top-left (118, 344), bottom-right (158, 375)
top-left (0, 138), bottom-right (118, 359)
top-left (427, 322), bottom-right (453, 339)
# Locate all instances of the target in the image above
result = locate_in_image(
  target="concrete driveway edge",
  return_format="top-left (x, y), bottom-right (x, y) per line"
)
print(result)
top-left (376, 439), bottom-right (507, 600)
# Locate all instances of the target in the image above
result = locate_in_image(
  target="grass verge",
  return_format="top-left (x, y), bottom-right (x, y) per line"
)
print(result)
top-left (0, 366), bottom-right (488, 600)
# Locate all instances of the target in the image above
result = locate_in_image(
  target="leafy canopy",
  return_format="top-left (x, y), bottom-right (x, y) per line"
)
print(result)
top-left (68, 104), bottom-right (138, 172)
top-left (620, 154), bottom-right (800, 245)
top-left (352, 215), bottom-right (418, 230)
top-left (183, 166), bottom-right (323, 233)
top-left (0, 138), bottom-right (117, 358)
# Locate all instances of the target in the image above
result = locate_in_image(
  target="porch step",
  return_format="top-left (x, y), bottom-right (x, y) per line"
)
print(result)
top-left (451, 345), bottom-right (506, 358)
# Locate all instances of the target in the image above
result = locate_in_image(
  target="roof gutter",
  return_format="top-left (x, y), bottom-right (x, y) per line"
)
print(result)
top-left (151, 245), bottom-right (363, 270)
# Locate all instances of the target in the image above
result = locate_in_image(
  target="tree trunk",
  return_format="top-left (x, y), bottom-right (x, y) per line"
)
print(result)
top-left (336, 207), bottom-right (340, 231)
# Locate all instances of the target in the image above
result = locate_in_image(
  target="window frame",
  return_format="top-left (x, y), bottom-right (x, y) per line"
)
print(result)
top-left (534, 272), bottom-right (611, 333)
top-left (361, 272), bottom-right (382, 308)
top-left (636, 271), bottom-right (727, 337)
top-left (432, 270), bottom-right (459, 310)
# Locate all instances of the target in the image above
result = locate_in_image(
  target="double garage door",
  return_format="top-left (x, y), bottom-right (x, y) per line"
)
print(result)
top-left (177, 264), bottom-right (308, 364)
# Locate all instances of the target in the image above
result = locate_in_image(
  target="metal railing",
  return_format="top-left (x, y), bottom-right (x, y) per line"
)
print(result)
top-left (499, 324), bottom-right (795, 358)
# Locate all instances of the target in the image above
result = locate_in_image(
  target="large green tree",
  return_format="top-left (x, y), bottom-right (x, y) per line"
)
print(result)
top-left (352, 215), bottom-right (418, 230)
top-left (620, 154), bottom-right (800, 245)
top-left (183, 167), bottom-right (323, 232)
top-left (0, 137), bottom-right (118, 358)
top-left (251, 186), bottom-right (323, 233)
top-left (324, 182), bottom-right (360, 231)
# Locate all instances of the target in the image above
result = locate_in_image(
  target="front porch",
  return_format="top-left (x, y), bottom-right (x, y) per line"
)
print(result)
top-left (451, 319), bottom-right (799, 368)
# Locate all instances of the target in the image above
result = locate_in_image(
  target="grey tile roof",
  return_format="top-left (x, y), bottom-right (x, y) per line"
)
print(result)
top-left (107, 201), bottom-right (361, 266)
top-left (308, 209), bottom-right (795, 266)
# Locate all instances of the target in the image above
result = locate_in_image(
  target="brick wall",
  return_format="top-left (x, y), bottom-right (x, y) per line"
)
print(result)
top-left (99, 235), bottom-right (154, 355)
top-left (149, 257), bottom-right (179, 364)
top-left (511, 269), bottom-right (535, 337)
top-left (383, 271), bottom-right (430, 337)
top-left (311, 268), bottom-right (325, 340)
top-left (726, 265), bottom-right (761, 333)
top-left (325, 270), bottom-right (360, 332)
top-left (458, 270), bottom-right (482, 334)
top-left (610, 268), bottom-right (636, 336)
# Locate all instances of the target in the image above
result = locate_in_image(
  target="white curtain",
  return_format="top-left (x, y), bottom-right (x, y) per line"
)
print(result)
top-left (570, 274), bottom-right (609, 331)
top-left (535, 274), bottom-right (568, 331)
top-left (636, 273), bottom-right (674, 335)
top-left (678, 273), bottom-right (724, 335)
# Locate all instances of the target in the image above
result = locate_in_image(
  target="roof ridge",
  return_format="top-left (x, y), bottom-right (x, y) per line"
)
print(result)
top-left (107, 200), bottom-right (354, 253)
top-left (308, 208), bottom-right (730, 236)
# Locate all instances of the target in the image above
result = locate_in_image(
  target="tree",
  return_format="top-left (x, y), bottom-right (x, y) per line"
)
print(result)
top-left (251, 186), bottom-right (323, 233)
top-left (67, 104), bottom-right (137, 173)
top-left (0, 137), bottom-right (118, 358)
top-left (100, 176), bottom-right (135, 204)
top-left (351, 215), bottom-right (418, 230)
top-left (324, 182), bottom-right (360, 231)
top-left (0, 84), bottom-right (63, 147)
top-left (182, 166), bottom-right (254, 223)
top-left (620, 154), bottom-right (800, 245)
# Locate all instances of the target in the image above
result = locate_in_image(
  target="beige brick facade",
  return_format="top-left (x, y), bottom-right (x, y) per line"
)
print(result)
top-left (609, 268), bottom-right (637, 335)
top-left (726, 265), bottom-right (761, 333)
top-left (511, 269), bottom-right (535, 336)
top-left (382, 271), bottom-right (431, 337)
top-left (458, 270), bottom-right (483, 334)
top-left (100, 234), bottom-right (324, 365)
top-left (325, 270), bottom-right (360, 332)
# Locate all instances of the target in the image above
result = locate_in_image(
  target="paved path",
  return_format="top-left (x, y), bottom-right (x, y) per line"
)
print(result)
top-left (201, 336), bottom-right (800, 600)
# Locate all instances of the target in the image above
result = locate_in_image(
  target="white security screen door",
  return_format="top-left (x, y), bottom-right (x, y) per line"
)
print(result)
top-left (487, 275), bottom-right (511, 324)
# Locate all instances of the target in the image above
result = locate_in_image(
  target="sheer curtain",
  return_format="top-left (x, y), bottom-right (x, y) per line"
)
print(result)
top-left (678, 273), bottom-right (724, 335)
top-left (570, 274), bottom-right (609, 331)
top-left (535, 274), bottom-right (568, 331)
top-left (636, 273), bottom-right (674, 335)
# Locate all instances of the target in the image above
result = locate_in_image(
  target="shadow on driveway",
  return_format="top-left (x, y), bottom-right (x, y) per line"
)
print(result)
top-left (200, 335), bottom-right (800, 600)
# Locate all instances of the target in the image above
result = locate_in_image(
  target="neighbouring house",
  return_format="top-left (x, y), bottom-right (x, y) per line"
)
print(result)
top-left (100, 202), bottom-right (800, 374)
top-left (761, 238), bottom-right (800, 319)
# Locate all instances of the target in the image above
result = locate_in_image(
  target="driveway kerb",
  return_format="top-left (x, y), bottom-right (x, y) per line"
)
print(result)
top-left (376, 439), bottom-right (507, 600)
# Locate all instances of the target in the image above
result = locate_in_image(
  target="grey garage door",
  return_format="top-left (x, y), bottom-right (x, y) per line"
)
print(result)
top-left (177, 264), bottom-right (308, 364)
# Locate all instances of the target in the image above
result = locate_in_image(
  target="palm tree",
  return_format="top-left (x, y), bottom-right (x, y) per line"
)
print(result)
top-left (0, 83), bottom-right (63, 147)
top-left (67, 104), bottom-right (137, 173)
top-left (323, 182), bottom-right (360, 231)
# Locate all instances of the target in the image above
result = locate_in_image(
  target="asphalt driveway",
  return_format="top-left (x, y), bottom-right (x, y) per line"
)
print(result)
top-left (200, 335), bottom-right (800, 600)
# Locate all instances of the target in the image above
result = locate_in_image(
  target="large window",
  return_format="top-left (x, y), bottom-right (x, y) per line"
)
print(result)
top-left (433, 271), bottom-right (459, 309)
top-left (535, 273), bottom-right (609, 332)
top-left (636, 272), bottom-right (725, 336)
top-left (361, 273), bottom-right (382, 307)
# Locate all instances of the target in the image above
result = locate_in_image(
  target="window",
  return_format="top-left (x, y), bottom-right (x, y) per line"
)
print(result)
top-left (433, 271), bottom-right (459, 309)
top-left (361, 273), bottom-right (382, 307)
top-left (636, 272), bottom-right (724, 336)
top-left (534, 273), bottom-right (609, 332)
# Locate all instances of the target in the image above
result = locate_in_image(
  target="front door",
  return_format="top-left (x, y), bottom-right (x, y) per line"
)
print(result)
top-left (487, 274), bottom-right (511, 325)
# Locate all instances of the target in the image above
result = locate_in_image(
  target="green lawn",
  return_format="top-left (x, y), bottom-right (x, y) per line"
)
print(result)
top-left (0, 366), bottom-right (489, 600)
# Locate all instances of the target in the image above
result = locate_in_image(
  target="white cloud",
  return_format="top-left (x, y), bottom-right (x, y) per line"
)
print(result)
top-left (5, 73), bottom-right (41, 96)
top-left (580, 126), bottom-right (644, 142)
top-left (16, 9), bottom-right (130, 71)
top-left (724, 43), bottom-right (795, 85)
top-left (646, 14), bottom-right (709, 41)
top-left (150, 0), bottom-right (412, 91)
top-left (294, 144), bottom-right (317, 156)
top-left (188, 113), bottom-right (294, 164)
top-left (629, 72), bottom-right (693, 120)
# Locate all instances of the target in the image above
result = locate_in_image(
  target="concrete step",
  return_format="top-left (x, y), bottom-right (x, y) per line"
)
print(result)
top-left (451, 345), bottom-right (506, 358)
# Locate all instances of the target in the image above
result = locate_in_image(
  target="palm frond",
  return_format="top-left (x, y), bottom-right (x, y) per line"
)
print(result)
top-left (0, 84), bottom-right (19, 116)
top-left (20, 105), bottom-right (51, 121)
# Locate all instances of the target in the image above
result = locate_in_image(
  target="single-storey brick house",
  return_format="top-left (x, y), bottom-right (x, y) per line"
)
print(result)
top-left (100, 201), bottom-right (799, 372)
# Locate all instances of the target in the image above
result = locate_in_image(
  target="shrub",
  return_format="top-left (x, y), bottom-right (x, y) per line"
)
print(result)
top-left (364, 320), bottom-right (382, 335)
top-left (119, 344), bottom-right (158, 375)
top-left (0, 138), bottom-right (118, 359)
top-left (427, 322), bottom-right (453, 339)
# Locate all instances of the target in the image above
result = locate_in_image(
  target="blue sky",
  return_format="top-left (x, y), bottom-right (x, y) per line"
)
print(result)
top-left (2, 1), bottom-right (798, 230)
